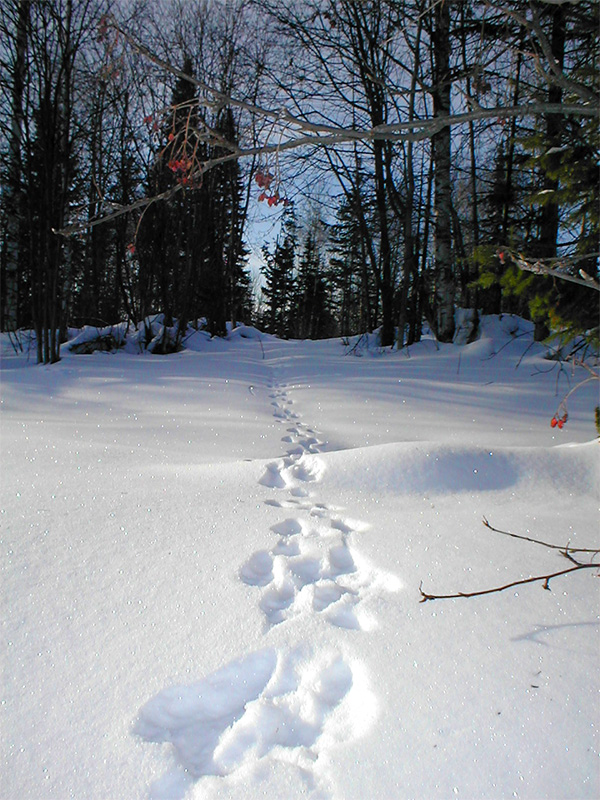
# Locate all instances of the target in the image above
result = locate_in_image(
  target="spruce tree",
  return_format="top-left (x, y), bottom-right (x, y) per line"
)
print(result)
top-left (261, 205), bottom-right (298, 338)
top-left (329, 193), bottom-right (377, 335)
top-left (295, 227), bottom-right (333, 339)
top-left (136, 58), bottom-right (250, 346)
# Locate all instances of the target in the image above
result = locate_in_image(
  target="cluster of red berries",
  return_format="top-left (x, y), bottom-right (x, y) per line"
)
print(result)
top-left (550, 413), bottom-right (568, 429)
top-left (255, 170), bottom-right (273, 190)
top-left (168, 157), bottom-right (192, 174)
top-left (167, 157), bottom-right (198, 187)
top-left (255, 170), bottom-right (287, 207)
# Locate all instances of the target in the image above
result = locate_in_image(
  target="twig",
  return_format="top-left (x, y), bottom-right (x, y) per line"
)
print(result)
top-left (515, 338), bottom-right (537, 369)
top-left (419, 563), bottom-right (597, 602)
top-left (345, 332), bottom-right (368, 356)
top-left (482, 516), bottom-right (599, 555)
top-left (481, 329), bottom-right (531, 361)
top-left (419, 517), bottom-right (599, 602)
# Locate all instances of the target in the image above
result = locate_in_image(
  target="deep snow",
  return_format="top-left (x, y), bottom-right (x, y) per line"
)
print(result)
top-left (1, 316), bottom-right (598, 800)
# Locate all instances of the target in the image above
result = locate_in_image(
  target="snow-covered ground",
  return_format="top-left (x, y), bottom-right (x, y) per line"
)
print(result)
top-left (1, 316), bottom-right (598, 800)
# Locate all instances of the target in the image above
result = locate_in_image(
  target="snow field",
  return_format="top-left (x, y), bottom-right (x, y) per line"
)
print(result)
top-left (1, 316), bottom-right (598, 800)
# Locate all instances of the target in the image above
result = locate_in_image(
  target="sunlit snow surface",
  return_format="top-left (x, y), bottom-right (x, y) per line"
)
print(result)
top-left (1, 316), bottom-right (598, 800)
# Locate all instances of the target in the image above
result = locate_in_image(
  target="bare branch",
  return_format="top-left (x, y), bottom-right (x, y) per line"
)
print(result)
top-left (482, 516), bottom-right (600, 555)
top-left (420, 517), bottom-right (599, 602)
top-left (58, 11), bottom-right (597, 240)
top-left (482, 0), bottom-right (599, 105)
top-left (55, 97), bottom-right (598, 238)
top-left (419, 563), bottom-right (598, 602)
top-left (108, 12), bottom-right (600, 136)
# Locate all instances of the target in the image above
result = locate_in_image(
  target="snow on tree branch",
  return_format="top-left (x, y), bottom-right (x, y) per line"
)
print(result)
top-left (497, 249), bottom-right (600, 292)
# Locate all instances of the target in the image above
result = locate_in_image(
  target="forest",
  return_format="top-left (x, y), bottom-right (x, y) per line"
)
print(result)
top-left (1, 0), bottom-right (598, 363)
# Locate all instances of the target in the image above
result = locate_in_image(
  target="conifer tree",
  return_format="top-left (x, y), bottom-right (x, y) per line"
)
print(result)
top-left (261, 205), bottom-right (297, 338)
top-left (295, 226), bottom-right (333, 339)
top-left (136, 57), bottom-right (250, 346)
top-left (329, 195), bottom-right (372, 336)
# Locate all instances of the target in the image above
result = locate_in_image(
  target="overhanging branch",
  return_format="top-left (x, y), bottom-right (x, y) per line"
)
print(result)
top-left (56, 13), bottom-right (598, 239)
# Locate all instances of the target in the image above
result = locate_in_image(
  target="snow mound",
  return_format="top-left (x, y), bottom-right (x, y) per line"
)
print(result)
top-left (320, 439), bottom-right (599, 497)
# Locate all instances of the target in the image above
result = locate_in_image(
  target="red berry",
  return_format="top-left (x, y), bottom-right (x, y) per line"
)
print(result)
top-left (550, 417), bottom-right (558, 428)
top-left (557, 420), bottom-right (564, 429)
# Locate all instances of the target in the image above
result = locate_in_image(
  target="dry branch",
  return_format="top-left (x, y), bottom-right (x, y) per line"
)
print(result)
top-left (419, 517), bottom-right (599, 602)
top-left (482, 516), bottom-right (599, 554)
top-left (419, 563), bottom-right (597, 602)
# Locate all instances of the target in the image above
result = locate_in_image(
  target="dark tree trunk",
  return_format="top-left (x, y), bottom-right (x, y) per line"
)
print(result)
top-left (538, 4), bottom-right (566, 259)
top-left (3, 0), bottom-right (30, 333)
top-left (431, 0), bottom-right (455, 342)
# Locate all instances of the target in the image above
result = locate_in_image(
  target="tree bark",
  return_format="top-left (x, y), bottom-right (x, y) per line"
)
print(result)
top-left (3, 0), bottom-right (30, 333)
top-left (431, 0), bottom-right (455, 342)
top-left (538, 3), bottom-right (566, 260)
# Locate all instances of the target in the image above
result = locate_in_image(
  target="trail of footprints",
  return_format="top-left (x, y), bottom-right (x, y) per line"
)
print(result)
top-left (135, 375), bottom-right (398, 800)
top-left (241, 514), bottom-right (375, 631)
top-left (244, 379), bottom-right (399, 633)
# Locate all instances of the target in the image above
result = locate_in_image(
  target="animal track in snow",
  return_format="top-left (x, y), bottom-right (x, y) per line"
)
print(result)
top-left (264, 499), bottom-right (339, 521)
top-left (256, 377), bottom-right (401, 631)
top-left (258, 453), bottom-right (325, 494)
top-left (268, 381), bottom-right (327, 456)
top-left (134, 647), bottom-right (374, 800)
top-left (134, 371), bottom-right (395, 800)
top-left (240, 515), bottom-right (400, 631)
top-left (269, 389), bottom-right (300, 423)
top-left (239, 550), bottom-right (274, 586)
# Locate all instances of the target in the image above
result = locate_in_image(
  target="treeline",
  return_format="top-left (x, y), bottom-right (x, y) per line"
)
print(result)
top-left (1, 0), bottom-right (598, 362)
